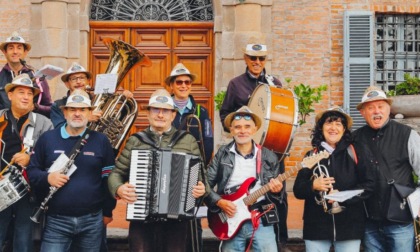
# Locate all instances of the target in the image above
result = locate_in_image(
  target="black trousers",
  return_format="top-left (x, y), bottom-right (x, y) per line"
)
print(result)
top-left (129, 220), bottom-right (188, 252)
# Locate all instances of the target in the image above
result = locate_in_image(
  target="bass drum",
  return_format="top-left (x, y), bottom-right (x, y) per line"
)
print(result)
top-left (248, 84), bottom-right (298, 160)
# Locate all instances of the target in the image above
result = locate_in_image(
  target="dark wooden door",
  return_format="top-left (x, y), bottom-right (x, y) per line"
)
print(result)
top-left (89, 21), bottom-right (214, 133)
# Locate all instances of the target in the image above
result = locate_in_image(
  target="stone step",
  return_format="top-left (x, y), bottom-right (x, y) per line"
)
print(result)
top-left (106, 227), bottom-right (305, 252)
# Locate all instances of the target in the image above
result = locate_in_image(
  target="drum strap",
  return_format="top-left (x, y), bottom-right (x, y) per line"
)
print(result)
top-left (265, 74), bottom-right (275, 86)
top-left (256, 144), bottom-right (262, 179)
top-left (23, 113), bottom-right (36, 154)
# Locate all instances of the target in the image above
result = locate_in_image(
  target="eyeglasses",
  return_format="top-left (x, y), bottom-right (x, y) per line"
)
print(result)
top-left (149, 107), bottom-right (174, 115)
top-left (175, 80), bottom-right (192, 86)
top-left (247, 56), bottom-right (266, 62)
top-left (234, 114), bottom-right (252, 121)
top-left (69, 76), bottom-right (87, 83)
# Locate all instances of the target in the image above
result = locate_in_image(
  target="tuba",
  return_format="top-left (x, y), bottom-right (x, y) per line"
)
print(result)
top-left (89, 38), bottom-right (152, 150)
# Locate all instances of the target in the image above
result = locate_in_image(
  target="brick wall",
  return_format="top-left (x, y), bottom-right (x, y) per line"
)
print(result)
top-left (271, 0), bottom-right (420, 171)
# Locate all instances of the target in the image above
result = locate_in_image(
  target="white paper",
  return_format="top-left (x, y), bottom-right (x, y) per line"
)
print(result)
top-left (407, 187), bottom-right (420, 219)
top-left (94, 73), bottom-right (118, 95)
top-left (194, 206), bottom-right (208, 218)
top-left (323, 189), bottom-right (364, 202)
top-left (48, 153), bottom-right (77, 177)
top-left (34, 64), bottom-right (64, 80)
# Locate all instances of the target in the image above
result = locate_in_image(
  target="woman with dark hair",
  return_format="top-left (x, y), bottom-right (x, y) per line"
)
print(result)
top-left (293, 107), bottom-right (375, 252)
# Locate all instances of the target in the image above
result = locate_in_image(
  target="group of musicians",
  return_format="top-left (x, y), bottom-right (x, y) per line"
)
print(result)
top-left (0, 30), bottom-right (419, 252)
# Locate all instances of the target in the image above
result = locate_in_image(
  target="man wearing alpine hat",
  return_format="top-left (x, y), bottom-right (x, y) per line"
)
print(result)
top-left (27, 89), bottom-right (116, 251)
top-left (108, 89), bottom-right (206, 251)
top-left (205, 106), bottom-right (283, 251)
top-left (0, 32), bottom-right (53, 117)
top-left (219, 37), bottom-right (288, 251)
top-left (0, 73), bottom-right (52, 252)
top-left (353, 86), bottom-right (420, 252)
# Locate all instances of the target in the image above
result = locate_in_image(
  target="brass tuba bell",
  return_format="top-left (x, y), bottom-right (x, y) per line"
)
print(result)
top-left (89, 38), bottom-right (152, 151)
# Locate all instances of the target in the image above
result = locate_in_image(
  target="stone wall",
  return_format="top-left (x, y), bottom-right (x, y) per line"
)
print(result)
top-left (394, 118), bottom-right (420, 135)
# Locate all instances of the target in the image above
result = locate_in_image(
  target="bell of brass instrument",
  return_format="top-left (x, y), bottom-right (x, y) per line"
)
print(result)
top-left (312, 162), bottom-right (345, 214)
top-left (89, 38), bottom-right (152, 150)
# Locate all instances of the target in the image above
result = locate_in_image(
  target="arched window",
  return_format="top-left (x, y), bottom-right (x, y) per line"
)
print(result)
top-left (90, 0), bottom-right (213, 21)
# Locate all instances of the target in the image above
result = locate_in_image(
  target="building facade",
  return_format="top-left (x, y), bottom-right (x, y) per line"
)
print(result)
top-left (1, 0), bottom-right (420, 170)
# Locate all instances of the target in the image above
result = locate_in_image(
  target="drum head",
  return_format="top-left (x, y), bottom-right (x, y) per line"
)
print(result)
top-left (248, 84), bottom-right (298, 159)
top-left (248, 84), bottom-right (270, 145)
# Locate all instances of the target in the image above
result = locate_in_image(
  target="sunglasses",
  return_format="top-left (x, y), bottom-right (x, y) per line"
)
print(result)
top-left (233, 114), bottom-right (252, 121)
top-left (247, 56), bottom-right (266, 62)
top-left (175, 80), bottom-right (192, 86)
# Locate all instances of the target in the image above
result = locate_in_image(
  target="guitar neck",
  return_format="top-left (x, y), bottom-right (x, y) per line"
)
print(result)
top-left (243, 164), bottom-right (303, 206)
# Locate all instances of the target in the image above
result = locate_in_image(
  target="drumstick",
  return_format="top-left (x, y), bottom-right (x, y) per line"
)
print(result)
top-left (0, 147), bottom-right (28, 176)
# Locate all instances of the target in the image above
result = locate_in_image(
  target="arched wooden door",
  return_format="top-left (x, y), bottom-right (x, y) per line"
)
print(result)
top-left (89, 1), bottom-right (214, 134)
top-left (89, 22), bottom-right (214, 133)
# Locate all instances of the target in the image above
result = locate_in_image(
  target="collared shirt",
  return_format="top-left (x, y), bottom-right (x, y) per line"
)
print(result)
top-left (60, 124), bottom-right (87, 138)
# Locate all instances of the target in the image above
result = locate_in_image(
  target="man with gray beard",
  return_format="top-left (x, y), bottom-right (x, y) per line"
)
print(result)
top-left (27, 89), bottom-right (116, 252)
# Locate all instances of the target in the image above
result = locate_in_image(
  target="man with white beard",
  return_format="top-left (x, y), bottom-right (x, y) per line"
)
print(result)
top-left (27, 89), bottom-right (116, 252)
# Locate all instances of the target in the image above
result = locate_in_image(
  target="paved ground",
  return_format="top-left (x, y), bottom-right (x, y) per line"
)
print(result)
top-left (107, 186), bottom-right (307, 251)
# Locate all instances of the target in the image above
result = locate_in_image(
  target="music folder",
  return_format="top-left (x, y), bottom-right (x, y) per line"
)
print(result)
top-left (34, 64), bottom-right (64, 80)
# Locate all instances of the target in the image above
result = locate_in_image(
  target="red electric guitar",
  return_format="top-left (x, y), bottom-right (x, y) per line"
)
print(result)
top-left (207, 151), bottom-right (330, 240)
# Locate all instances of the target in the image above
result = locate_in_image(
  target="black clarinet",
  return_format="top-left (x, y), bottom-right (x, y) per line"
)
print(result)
top-left (30, 135), bottom-right (89, 223)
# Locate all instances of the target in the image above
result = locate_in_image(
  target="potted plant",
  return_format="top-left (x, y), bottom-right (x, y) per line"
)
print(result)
top-left (387, 73), bottom-right (420, 118)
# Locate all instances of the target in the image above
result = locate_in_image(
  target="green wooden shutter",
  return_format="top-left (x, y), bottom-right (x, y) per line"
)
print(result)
top-left (343, 11), bottom-right (374, 130)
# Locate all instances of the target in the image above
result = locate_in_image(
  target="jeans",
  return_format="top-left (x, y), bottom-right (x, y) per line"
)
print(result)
top-left (304, 239), bottom-right (361, 252)
top-left (41, 210), bottom-right (103, 252)
top-left (221, 221), bottom-right (277, 252)
top-left (364, 219), bottom-right (414, 252)
top-left (0, 193), bottom-right (34, 252)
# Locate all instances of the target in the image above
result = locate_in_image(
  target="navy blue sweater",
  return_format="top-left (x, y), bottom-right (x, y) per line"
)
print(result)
top-left (27, 126), bottom-right (116, 217)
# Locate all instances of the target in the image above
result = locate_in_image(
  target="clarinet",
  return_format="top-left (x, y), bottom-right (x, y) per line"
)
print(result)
top-left (30, 135), bottom-right (89, 223)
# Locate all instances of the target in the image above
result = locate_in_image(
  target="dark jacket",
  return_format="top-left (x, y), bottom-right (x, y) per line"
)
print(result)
top-left (220, 68), bottom-right (281, 132)
top-left (50, 95), bottom-right (68, 128)
top-left (293, 138), bottom-right (375, 241)
top-left (353, 119), bottom-right (415, 221)
top-left (172, 95), bottom-right (213, 165)
top-left (0, 63), bottom-right (52, 117)
top-left (204, 141), bottom-right (282, 212)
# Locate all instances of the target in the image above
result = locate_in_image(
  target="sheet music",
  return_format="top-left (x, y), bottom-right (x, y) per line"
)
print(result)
top-left (324, 189), bottom-right (364, 202)
top-left (34, 64), bottom-right (64, 80)
top-left (94, 73), bottom-right (118, 95)
top-left (407, 187), bottom-right (420, 219)
top-left (48, 153), bottom-right (77, 177)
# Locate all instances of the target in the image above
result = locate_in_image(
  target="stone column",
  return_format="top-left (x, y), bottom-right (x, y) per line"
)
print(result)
top-left (214, 0), bottom-right (274, 146)
top-left (30, 0), bottom-right (88, 100)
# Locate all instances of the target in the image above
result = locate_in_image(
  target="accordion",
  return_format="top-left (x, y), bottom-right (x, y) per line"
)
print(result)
top-left (127, 149), bottom-right (201, 222)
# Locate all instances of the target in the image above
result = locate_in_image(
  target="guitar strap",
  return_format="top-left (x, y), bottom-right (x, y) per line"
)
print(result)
top-left (256, 144), bottom-right (262, 177)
